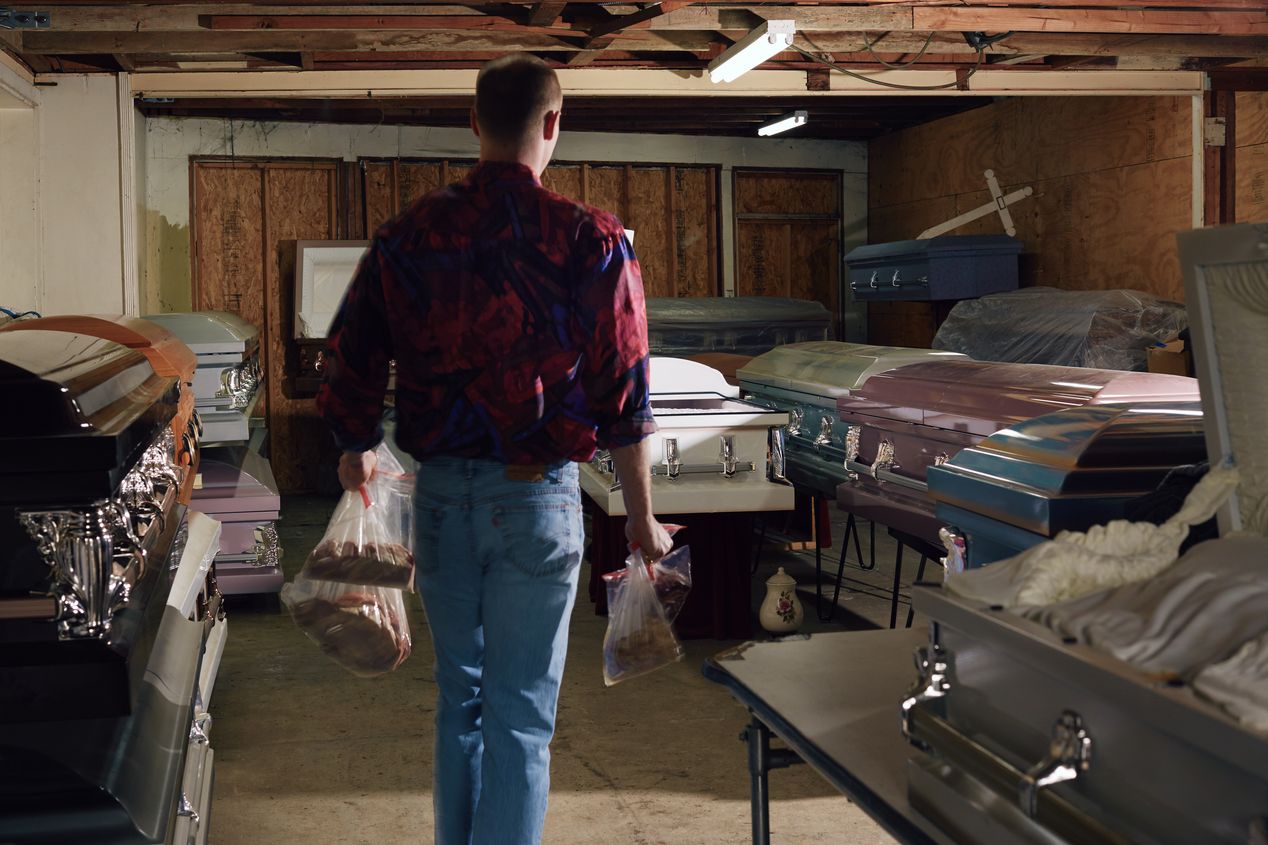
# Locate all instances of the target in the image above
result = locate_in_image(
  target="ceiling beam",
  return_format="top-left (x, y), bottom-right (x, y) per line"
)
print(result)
top-left (912, 7), bottom-right (1268, 35)
top-left (527, 1), bottom-right (567, 26)
top-left (203, 14), bottom-right (578, 36)
top-left (21, 29), bottom-right (590, 53)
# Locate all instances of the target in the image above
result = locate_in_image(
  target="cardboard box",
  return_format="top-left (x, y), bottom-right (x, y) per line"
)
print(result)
top-left (1148, 339), bottom-right (1193, 377)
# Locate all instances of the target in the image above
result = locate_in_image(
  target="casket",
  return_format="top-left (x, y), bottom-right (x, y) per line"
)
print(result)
top-left (894, 223), bottom-right (1268, 845)
top-left (0, 314), bottom-right (202, 500)
top-left (0, 509), bottom-right (225, 845)
top-left (191, 445), bottom-right (283, 595)
top-left (645, 296), bottom-right (832, 358)
top-left (580, 395), bottom-right (793, 516)
top-left (845, 235), bottom-right (1021, 302)
top-left (836, 360), bottom-right (1200, 545)
top-left (928, 402), bottom-right (1208, 569)
top-left (738, 342), bottom-right (965, 497)
top-left (144, 311), bottom-right (263, 445)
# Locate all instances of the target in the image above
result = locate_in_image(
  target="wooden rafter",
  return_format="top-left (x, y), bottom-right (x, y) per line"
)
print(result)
top-left (912, 7), bottom-right (1268, 35)
top-left (528, 1), bottom-right (567, 26)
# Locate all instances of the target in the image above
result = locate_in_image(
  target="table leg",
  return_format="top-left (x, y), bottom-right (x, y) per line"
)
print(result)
top-left (742, 716), bottom-right (804, 845)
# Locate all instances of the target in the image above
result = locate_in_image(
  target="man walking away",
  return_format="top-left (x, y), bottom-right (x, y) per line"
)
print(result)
top-left (317, 54), bottom-right (674, 845)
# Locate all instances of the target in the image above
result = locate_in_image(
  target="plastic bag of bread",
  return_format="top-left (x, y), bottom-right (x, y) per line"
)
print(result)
top-left (601, 541), bottom-right (692, 623)
top-left (300, 443), bottom-right (416, 589)
top-left (282, 575), bottom-right (412, 677)
top-left (602, 548), bottom-right (685, 686)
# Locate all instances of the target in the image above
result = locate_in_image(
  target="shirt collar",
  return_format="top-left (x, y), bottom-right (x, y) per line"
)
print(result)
top-left (471, 160), bottom-right (541, 187)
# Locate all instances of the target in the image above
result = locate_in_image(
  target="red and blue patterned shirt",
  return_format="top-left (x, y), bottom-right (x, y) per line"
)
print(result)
top-left (317, 160), bottom-right (656, 465)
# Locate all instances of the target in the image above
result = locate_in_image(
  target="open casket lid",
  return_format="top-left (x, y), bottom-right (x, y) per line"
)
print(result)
top-left (839, 358), bottom-right (1200, 436)
top-left (1180, 222), bottom-right (1268, 535)
top-left (192, 445), bottom-right (280, 514)
top-left (738, 341), bottom-right (965, 402)
top-left (649, 393), bottom-right (788, 429)
top-left (0, 314), bottom-right (196, 384)
top-left (144, 311), bottom-right (258, 356)
top-left (294, 240), bottom-right (370, 339)
top-left (0, 331), bottom-right (177, 501)
top-left (930, 401), bottom-right (1207, 505)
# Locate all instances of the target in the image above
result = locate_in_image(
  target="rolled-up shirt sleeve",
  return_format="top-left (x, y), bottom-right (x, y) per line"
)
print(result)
top-left (316, 239), bottom-right (393, 453)
top-left (575, 223), bottom-right (657, 450)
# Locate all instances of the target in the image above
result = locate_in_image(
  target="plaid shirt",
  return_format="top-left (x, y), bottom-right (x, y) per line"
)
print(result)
top-left (317, 160), bottom-right (656, 464)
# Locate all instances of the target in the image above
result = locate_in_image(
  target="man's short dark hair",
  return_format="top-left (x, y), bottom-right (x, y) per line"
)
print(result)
top-left (475, 54), bottom-right (562, 144)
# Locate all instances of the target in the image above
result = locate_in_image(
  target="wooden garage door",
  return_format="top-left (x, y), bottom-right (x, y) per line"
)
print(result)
top-left (359, 158), bottom-right (722, 298)
top-left (191, 158), bottom-right (340, 493)
top-left (734, 169), bottom-right (843, 335)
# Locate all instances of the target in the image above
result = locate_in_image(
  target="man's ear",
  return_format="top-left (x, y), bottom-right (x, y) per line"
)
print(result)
top-left (543, 109), bottom-right (561, 141)
top-left (470, 107), bottom-right (481, 137)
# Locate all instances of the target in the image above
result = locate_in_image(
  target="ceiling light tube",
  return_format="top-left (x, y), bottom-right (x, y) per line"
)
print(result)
top-left (758, 110), bottom-right (808, 137)
top-left (708, 20), bottom-right (796, 84)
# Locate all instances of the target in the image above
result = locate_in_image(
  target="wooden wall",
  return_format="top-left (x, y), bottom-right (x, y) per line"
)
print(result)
top-left (733, 169), bottom-right (843, 334)
top-left (191, 159), bottom-right (341, 493)
top-left (359, 158), bottom-right (722, 298)
top-left (1237, 92), bottom-right (1268, 224)
top-left (867, 96), bottom-right (1194, 347)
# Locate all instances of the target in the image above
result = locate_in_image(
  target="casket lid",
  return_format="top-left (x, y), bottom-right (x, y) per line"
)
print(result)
top-left (0, 314), bottom-right (196, 384)
top-left (933, 402), bottom-right (1206, 494)
top-left (0, 331), bottom-right (177, 501)
top-left (1179, 223), bottom-right (1268, 536)
top-left (839, 359), bottom-right (1199, 436)
top-left (739, 341), bottom-right (965, 402)
top-left (191, 445), bottom-right (280, 514)
top-left (845, 234), bottom-right (1022, 267)
top-left (144, 311), bottom-right (258, 355)
top-left (645, 296), bottom-right (831, 328)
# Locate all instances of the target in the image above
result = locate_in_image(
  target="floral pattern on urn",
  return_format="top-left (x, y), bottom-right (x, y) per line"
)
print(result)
top-left (759, 567), bottom-right (804, 634)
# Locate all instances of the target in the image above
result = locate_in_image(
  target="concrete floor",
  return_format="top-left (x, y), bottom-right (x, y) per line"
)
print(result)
top-left (209, 497), bottom-right (926, 844)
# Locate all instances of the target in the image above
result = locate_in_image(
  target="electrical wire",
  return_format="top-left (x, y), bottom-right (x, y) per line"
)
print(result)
top-left (792, 34), bottom-right (987, 92)
top-left (862, 30), bottom-right (936, 70)
top-left (0, 307), bottom-right (40, 320)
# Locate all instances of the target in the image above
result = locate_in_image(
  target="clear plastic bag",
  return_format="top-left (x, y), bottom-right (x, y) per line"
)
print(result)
top-left (602, 547), bottom-right (689, 686)
top-left (932, 287), bottom-right (1189, 371)
top-left (602, 545), bottom-right (693, 624)
top-left (299, 443), bottom-right (416, 589)
top-left (282, 576), bottom-right (412, 678)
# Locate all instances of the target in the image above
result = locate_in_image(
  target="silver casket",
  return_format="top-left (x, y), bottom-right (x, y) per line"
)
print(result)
top-left (738, 341), bottom-right (965, 498)
top-left (928, 401), bottom-right (1208, 569)
top-left (145, 311), bottom-right (264, 445)
top-left (580, 357), bottom-right (795, 516)
top-left (0, 330), bottom-right (224, 844)
top-left (899, 223), bottom-right (1268, 845)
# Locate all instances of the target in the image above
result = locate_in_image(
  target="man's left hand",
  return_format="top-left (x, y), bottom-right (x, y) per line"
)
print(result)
top-left (338, 449), bottom-right (378, 491)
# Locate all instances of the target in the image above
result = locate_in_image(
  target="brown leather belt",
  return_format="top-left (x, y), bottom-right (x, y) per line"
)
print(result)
top-left (504, 464), bottom-right (549, 482)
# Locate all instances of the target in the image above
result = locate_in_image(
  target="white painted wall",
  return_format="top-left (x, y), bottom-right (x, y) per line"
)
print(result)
top-left (0, 59), bottom-right (39, 315)
top-left (144, 117), bottom-right (868, 336)
top-left (37, 75), bottom-right (127, 315)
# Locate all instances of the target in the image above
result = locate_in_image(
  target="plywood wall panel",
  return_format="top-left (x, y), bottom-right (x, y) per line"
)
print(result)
top-left (586, 165), bottom-right (627, 223)
top-left (1235, 91), bottom-right (1268, 150)
top-left (1031, 97), bottom-right (1189, 181)
top-left (788, 220), bottom-right (840, 314)
top-left (399, 162), bottom-right (444, 208)
top-left (263, 165), bottom-right (338, 493)
top-left (362, 161), bottom-right (396, 234)
top-left (625, 167), bottom-right (669, 296)
top-left (737, 172), bottom-right (839, 215)
top-left (736, 221), bottom-right (791, 298)
top-left (192, 165), bottom-right (265, 327)
top-left (541, 164), bottom-right (582, 201)
top-left (673, 167), bottom-right (716, 297)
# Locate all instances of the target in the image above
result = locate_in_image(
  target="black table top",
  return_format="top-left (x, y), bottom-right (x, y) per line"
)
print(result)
top-left (703, 627), bottom-right (953, 845)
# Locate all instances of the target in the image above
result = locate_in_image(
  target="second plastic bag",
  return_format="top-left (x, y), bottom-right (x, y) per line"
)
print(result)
top-left (300, 442), bottom-right (416, 589)
top-left (281, 576), bottom-right (412, 678)
top-left (602, 548), bottom-right (688, 686)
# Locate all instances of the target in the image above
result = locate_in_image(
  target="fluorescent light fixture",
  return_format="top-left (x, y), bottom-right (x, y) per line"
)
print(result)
top-left (708, 20), bottom-right (796, 84)
top-left (758, 110), bottom-right (808, 137)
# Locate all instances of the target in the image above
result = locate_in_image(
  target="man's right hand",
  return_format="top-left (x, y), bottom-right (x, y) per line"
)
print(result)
top-left (625, 516), bottom-right (674, 561)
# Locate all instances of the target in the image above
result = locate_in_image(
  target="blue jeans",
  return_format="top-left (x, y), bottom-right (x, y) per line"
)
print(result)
top-left (413, 457), bottom-right (583, 845)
